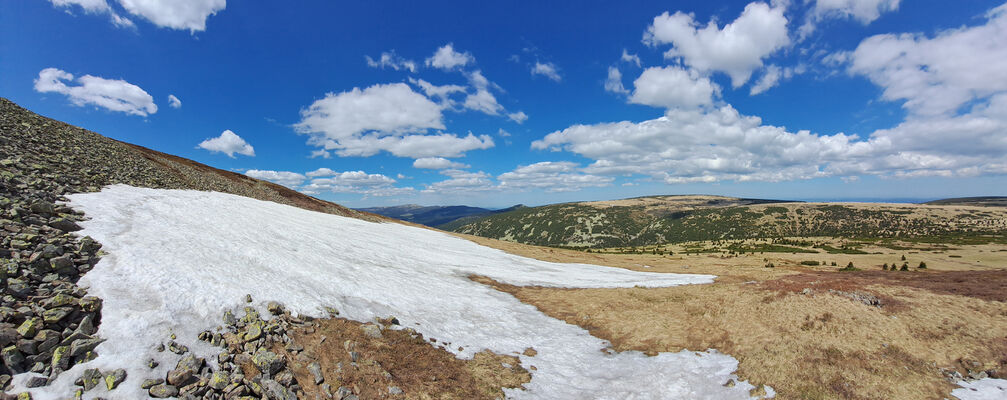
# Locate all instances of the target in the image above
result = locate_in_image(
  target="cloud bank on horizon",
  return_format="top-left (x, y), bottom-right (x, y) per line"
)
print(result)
top-left (12, 0), bottom-right (1007, 206)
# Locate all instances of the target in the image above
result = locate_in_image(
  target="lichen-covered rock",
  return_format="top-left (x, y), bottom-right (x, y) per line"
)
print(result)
top-left (252, 350), bottom-right (285, 376)
top-left (79, 368), bottom-right (102, 391)
top-left (148, 383), bottom-right (179, 398)
top-left (104, 368), bottom-right (127, 390)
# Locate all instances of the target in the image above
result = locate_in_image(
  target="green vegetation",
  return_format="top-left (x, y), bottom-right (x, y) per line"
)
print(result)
top-left (839, 262), bottom-right (859, 271)
top-left (815, 245), bottom-right (869, 255)
top-left (725, 243), bottom-right (818, 254)
top-left (451, 195), bottom-right (1007, 249)
top-left (800, 261), bottom-right (820, 266)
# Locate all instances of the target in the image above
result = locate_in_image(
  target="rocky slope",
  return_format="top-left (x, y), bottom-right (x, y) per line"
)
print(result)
top-left (0, 97), bottom-right (383, 399)
top-left (0, 98), bottom-right (378, 222)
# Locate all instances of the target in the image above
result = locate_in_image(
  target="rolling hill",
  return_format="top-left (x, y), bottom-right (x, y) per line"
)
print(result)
top-left (357, 204), bottom-right (525, 228)
top-left (925, 197), bottom-right (1007, 207)
top-left (451, 195), bottom-right (1007, 248)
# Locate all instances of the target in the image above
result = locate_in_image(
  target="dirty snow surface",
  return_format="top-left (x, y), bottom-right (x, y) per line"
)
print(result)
top-left (953, 378), bottom-right (1007, 400)
top-left (21, 185), bottom-right (770, 399)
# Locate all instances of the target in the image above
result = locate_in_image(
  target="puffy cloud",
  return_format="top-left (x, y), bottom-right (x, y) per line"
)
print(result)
top-left (328, 133), bottom-right (494, 159)
top-left (116, 0), bottom-right (225, 32)
top-left (412, 157), bottom-right (470, 169)
top-left (533, 92), bottom-right (1007, 184)
top-left (48, 0), bottom-right (135, 27)
top-left (462, 70), bottom-right (504, 115)
top-left (309, 149), bottom-right (331, 159)
top-left (532, 106), bottom-right (862, 183)
top-left (421, 169), bottom-right (496, 194)
top-left (463, 89), bottom-right (504, 115)
top-left (750, 64), bottom-right (806, 95)
top-left (409, 78), bottom-right (466, 106)
top-left (296, 83), bottom-right (493, 158)
top-left (296, 83), bottom-right (443, 138)
top-left (629, 66), bottom-right (718, 109)
top-left (749, 65), bottom-right (782, 95)
top-left (621, 49), bottom-right (642, 67)
top-left (197, 130), bottom-right (255, 158)
top-left (848, 5), bottom-right (1007, 116)
top-left (800, 0), bottom-right (900, 38)
top-left (305, 168), bottom-right (337, 178)
top-left (531, 62), bottom-right (562, 82)
top-left (34, 67), bottom-right (157, 116)
top-left (302, 171), bottom-right (411, 197)
top-left (508, 111), bottom-right (528, 124)
top-left (167, 94), bottom-right (182, 108)
top-left (498, 162), bottom-right (613, 192)
top-left (644, 2), bottom-right (790, 87)
top-left (426, 44), bottom-right (474, 70)
top-left (366, 51), bottom-right (418, 73)
top-left (604, 67), bottom-right (629, 95)
top-left (51, 0), bottom-right (113, 12)
top-left (244, 170), bottom-right (306, 187)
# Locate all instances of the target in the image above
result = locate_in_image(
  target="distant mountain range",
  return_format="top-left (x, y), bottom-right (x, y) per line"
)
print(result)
top-left (356, 204), bottom-right (525, 228)
top-left (924, 196), bottom-right (1007, 207)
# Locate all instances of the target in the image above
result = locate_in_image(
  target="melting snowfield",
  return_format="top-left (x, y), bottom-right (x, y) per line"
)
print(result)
top-left (16, 185), bottom-right (773, 399)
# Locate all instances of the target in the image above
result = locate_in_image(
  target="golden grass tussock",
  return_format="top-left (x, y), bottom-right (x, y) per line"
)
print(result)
top-left (461, 233), bottom-right (1007, 400)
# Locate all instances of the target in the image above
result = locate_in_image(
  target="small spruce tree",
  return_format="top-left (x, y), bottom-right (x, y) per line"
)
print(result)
top-left (918, 261), bottom-right (927, 269)
top-left (882, 263), bottom-right (889, 270)
top-left (900, 262), bottom-right (909, 271)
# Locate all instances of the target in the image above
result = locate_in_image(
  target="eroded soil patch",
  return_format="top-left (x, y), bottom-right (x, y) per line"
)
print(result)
top-left (281, 317), bottom-right (530, 399)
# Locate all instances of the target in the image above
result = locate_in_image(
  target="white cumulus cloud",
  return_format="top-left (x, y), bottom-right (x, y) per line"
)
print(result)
top-left (426, 44), bottom-right (475, 70)
top-left (366, 50), bottom-right (418, 73)
top-left (532, 62), bottom-right (562, 82)
top-left (116, 0), bottom-right (225, 32)
top-left (409, 78), bottom-right (466, 107)
top-left (167, 94), bottom-right (182, 108)
top-left (800, 0), bottom-right (900, 38)
top-left (605, 67), bottom-right (629, 95)
top-left (621, 49), bottom-right (642, 67)
top-left (508, 111), bottom-right (529, 124)
top-left (847, 4), bottom-right (1007, 117)
top-left (48, 0), bottom-right (135, 27)
top-left (34, 67), bottom-right (157, 116)
top-left (498, 162), bottom-right (613, 192)
top-left (421, 169), bottom-right (496, 194)
top-left (302, 171), bottom-right (411, 197)
top-left (644, 2), bottom-right (790, 87)
top-left (295, 83), bottom-right (442, 146)
top-left (197, 130), bottom-right (255, 158)
top-left (244, 170), bottom-right (306, 187)
top-left (629, 66), bottom-right (719, 109)
top-left (462, 70), bottom-right (504, 115)
top-left (413, 157), bottom-right (470, 169)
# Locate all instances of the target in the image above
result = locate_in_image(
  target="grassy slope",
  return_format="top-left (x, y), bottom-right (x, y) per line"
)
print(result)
top-left (453, 198), bottom-right (1007, 248)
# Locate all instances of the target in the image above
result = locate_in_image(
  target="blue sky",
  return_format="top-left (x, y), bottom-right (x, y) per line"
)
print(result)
top-left (2, 0), bottom-right (1006, 208)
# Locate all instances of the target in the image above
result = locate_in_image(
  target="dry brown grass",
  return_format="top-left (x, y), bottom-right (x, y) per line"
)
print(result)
top-left (459, 233), bottom-right (1007, 400)
top-left (281, 317), bottom-right (530, 400)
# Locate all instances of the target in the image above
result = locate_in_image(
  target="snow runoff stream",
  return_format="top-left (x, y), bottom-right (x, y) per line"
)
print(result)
top-left (25, 185), bottom-right (771, 398)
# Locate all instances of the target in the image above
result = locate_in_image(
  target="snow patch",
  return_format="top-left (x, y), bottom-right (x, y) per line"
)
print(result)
top-left (953, 378), bottom-right (1007, 400)
top-left (17, 186), bottom-right (769, 399)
